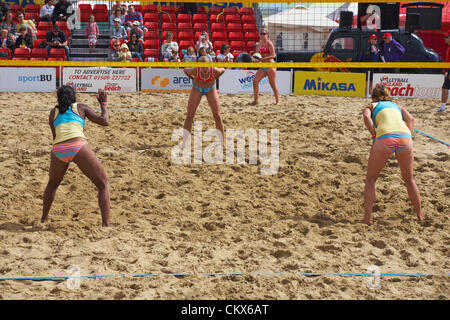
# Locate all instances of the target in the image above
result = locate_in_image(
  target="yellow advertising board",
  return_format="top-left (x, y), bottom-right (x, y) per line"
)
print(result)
top-left (294, 71), bottom-right (366, 97)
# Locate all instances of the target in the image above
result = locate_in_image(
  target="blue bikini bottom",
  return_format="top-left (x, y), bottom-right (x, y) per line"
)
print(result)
top-left (193, 83), bottom-right (216, 95)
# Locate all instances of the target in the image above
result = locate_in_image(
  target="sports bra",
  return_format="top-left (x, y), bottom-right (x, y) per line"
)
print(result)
top-left (260, 41), bottom-right (270, 55)
top-left (195, 67), bottom-right (215, 82)
top-left (371, 101), bottom-right (410, 138)
top-left (53, 103), bottom-right (86, 145)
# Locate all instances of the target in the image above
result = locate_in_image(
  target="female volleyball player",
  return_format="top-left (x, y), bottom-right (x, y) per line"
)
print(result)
top-left (182, 55), bottom-right (226, 146)
top-left (42, 86), bottom-right (111, 227)
top-left (252, 28), bottom-right (279, 105)
top-left (361, 84), bottom-right (423, 225)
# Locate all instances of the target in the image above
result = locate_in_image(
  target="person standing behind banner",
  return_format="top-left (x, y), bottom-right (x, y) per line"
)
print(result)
top-left (363, 34), bottom-right (381, 96)
top-left (436, 31), bottom-right (450, 112)
top-left (381, 32), bottom-right (405, 73)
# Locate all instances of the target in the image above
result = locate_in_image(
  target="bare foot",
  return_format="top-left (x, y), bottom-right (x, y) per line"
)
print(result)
top-left (417, 213), bottom-right (424, 222)
top-left (250, 100), bottom-right (258, 105)
top-left (40, 216), bottom-right (48, 223)
top-left (359, 218), bottom-right (372, 225)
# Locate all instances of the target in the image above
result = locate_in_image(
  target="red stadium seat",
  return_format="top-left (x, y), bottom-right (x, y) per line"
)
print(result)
top-left (161, 22), bottom-right (177, 32)
top-left (133, 5), bottom-right (143, 14)
top-left (49, 48), bottom-right (66, 60)
top-left (210, 23), bottom-right (226, 33)
top-left (9, 4), bottom-right (22, 14)
top-left (78, 4), bottom-right (92, 11)
top-left (48, 57), bottom-right (63, 61)
top-left (177, 22), bottom-right (192, 32)
top-left (93, 5), bottom-right (108, 22)
top-left (209, 14), bottom-right (224, 24)
top-left (0, 57), bottom-right (8, 60)
top-left (144, 48), bottom-right (159, 59)
top-left (161, 5), bottom-right (176, 14)
top-left (225, 14), bottom-right (241, 24)
top-left (244, 31), bottom-right (259, 42)
top-left (241, 14), bottom-right (256, 25)
top-left (243, 23), bottom-right (258, 32)
top-left (14, 48), bottom-right (31, 59)
top-left (209, 6), bottom-right (223, 15)
top-left (36, 30), bottom-right (47, 39)
top-left (161, 13), bottom-right (176, 24)
top-left (179, 40), bottom-right (194, 50)
top-left (55, 21), bottom-right (69, 31)
top-left (211, 31), bottom-right (228, 42)
top-left (246, 40), bottom-right (257, 51)
top-left (192, 14), bottom-right (207, 24)
top-left (144, 39), bottom-right (160, 49)
top-left (34, 39), bottom-right (46, 49)
top-left (32, 48), bottom-right (49, 59)
top-left (143, 5), bottom-right (158, 14)
top-left (0, 48), bottom-right (11, 59)
top-left (25, 13), bottom-right (39, 24)
top-left (177, 14), bottom-right (191, 24)
top-left (143, 13), bottom-right (159, 23)
top-left (131, 57), bottom-right (141, 62)
top-left (198, 6), bottom-right (207, 14)
top-left (38, 21), bottom-right (53, 31)
top-left (93, 4), bottom-right (107, 12)
top-left (12, 57), bottom-right (28, 60)
top-left (227, 23), bottom-right (242, 32)
top-left (232, 50), bottom-right (242, 58)
top-left (239, 7), bottom-right (254, 16)
top-left (144, 22), bottom-right (159, 32)
top-left (30, 57), bottom-right (45, 61)
top-left (144, 30), bottom-right (159, 40)
top-left (193, 23), bottom-right (208, 33)
top-left (228, 32), bottom-right (243, 41)
top-left (230, 40), bottom-right (245, 51)
top-left (79, 5), bottom-right (93, 23)
top-left (213, 41), bottom-right (227, 51)
top-left (224, 7), bottom-right (239, 15)
top-left (178, 31), bottom-right (193, 42)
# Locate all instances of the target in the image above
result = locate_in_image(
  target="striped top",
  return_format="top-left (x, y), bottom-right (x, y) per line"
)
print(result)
top-left (371, 100), bottom-right (410, 138)
top-left (53, 103), bottom-right (86, 145)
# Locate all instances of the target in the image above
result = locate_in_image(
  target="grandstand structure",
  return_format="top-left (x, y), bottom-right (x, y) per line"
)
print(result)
top-left (0, 2), bottom-right (262, 62)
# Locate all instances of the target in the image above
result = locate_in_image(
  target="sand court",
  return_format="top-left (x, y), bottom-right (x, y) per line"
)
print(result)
top-left (0, 92), bottom-right (448, 299)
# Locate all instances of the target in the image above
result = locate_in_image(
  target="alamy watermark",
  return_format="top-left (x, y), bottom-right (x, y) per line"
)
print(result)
top-left (66, 265), bottom-right (81, 290)
top-left (366, 265), bottom-right (381, 290)
top-left (171, 121), bottom-right (279, 175)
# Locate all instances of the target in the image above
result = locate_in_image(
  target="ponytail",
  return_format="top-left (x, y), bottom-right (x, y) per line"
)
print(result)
top-left (57, 85), bottom-right (76, 114)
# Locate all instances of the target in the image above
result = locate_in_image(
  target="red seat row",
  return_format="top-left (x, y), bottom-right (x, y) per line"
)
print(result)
top-left (0, 47), bottom-right (66, 60)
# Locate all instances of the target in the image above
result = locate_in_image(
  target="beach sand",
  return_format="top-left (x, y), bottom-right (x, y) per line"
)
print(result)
top-left (0, 92), bottom-right (448, 299)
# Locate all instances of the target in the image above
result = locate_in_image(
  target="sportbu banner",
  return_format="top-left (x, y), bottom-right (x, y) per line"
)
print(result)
top-left (373, 74), bottom-right (443, 99)
top-left (0, 67), bottom-right (56, 92)
top-left (63, 67), bottom-right (137, 92)
top-left (219, 70), bottom-right (291, 94)
top-left (141, 68), bottom-right (192, 92)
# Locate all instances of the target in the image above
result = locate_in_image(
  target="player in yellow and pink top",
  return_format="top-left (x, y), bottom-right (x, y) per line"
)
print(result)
top-left (361, 84), bottom-right (423, 225)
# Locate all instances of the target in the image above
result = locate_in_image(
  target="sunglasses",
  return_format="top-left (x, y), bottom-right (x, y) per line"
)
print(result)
top-left (260, 33), bottom-right (267, 35)
top-left (113, 44), bottom-right (120, 47)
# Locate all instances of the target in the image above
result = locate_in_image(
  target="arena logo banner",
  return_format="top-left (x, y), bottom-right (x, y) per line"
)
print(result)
top-left (373, 74), bottom-right (443, 99)
top-left (219, 70), bottom-right (291, 95)
top-left (141, 68), bottom-right (192, 93)
top-left (0, 67), bottom-right (55, 92)
top-left (294, 71), bottom-right (366, 97)
top-left (63, 67), bottom-right (136, 93)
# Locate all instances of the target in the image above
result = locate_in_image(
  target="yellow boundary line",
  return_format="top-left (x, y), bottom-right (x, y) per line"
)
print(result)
top-left (0, 61), bottom-right (449, 69)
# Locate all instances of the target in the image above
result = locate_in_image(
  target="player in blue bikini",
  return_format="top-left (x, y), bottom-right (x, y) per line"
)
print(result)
top-left (183, 56), bottom-right (226, 146)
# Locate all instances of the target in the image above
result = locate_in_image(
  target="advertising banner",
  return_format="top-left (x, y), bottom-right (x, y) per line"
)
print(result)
top-left (294, 71), bottom-right (366, 97)
top-left (373, 73), bottom-right (443, 99)
top-left (219, 70), bottom-right (291, 94)
top-left (0, 67), bottom-right (56, 92)
top-left (141, 68), bottom-right (192, 92)
top-left (63, 67), bottom-right (136, 92)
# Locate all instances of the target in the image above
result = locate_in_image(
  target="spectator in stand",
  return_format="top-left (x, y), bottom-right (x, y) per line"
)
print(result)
top-left (183, 46), bottom-right (196, 62)
top-left (206, 46), bottom-right (216, 62)
top-left (40, 0), bottom-right (55, 22)
top-left (46, 24), bottom-right (70, 60)
top-left (127, 32), bottom-right (143, 61)
top-left (182, 2), bottom-right (198, 15)
top-left (15, 25), bottom-right (33, 50)
top-left (167, 47), bottom-right (180, 62)
top-left (2, 32), bottom-right (16, 53)
top-left (436, 31), bottom-right (450, 112)
top-left (161, 31), bottom-right (178, 60)
top-left (52, 0), bottom-right (73, 24)
top-left (118, 43), bottom-right (131, 62)
top-left (110, 17), bottom-right (127, 42)
top-left (16, 12), bottom-right (36, 39)
top-left (381, 32), bottom-right (405, 73)
top-left (84, 15), bottom-right (99, 54)
top-left (195, 31), bottom-right (213, 55)
top-left (124, 5), bottom-right (143, 33)
top-left (197, 46), bottom-right (212, 62)
top-left (112, 1), bottom-right (127, 16)
top-left (0, 1), bottom-right (9, 22)
top-left (1, 11), bottom-right (16, 35)
top-left (130, 21), bottom-right (144, 41)
top-left (1, 28), bottom-right (8, 47)
top-left (109, 39), bottom-right (122, 61)
top-left (110, 7), bottom-right (125, 26)
top-left (216, 43), bottom-right (234, 62)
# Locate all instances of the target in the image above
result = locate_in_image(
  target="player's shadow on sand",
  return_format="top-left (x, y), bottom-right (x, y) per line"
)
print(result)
top-left (0, 222), bottom-right (43, 233)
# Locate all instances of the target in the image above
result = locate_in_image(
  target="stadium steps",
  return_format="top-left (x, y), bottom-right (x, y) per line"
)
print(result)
top-left (69, 28), bottom-right (111, 61)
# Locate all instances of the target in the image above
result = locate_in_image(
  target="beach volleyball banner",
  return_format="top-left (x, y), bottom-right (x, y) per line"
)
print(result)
top-left (63, 67), bottom-right (136, 92)
top-left (373, 74), bottom-right (443, 99)
top-left (141, 68), bottom-right (192, 92)
top-left (219, 70), bottom-right (291, 94)
top-left (294, 71), bottom-right (366, 97)
top-left (0, 67), bottom-right (55, 92)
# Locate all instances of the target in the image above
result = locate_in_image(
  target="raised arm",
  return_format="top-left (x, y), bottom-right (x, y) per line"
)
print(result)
top-left (213, 67), bottom-right (226, 79)
top-left (82, 89), bottom-right (109, 126)
top-left (362, 105), bottom-right (376, 138)
top-left (184, 68), bottom-right (195, 80)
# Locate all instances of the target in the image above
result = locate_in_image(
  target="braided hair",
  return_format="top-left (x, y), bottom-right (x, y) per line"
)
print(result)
top-left (56, 85), bottom-right (76, 114)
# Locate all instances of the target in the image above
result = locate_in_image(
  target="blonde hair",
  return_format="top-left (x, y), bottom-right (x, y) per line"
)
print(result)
top-left (372, 84), bottom-right (390, 101)
top-left (198, 55), bottom-right (210, 62)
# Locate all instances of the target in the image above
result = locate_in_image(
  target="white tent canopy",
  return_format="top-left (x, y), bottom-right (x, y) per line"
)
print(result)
top-left (264, 3), bottom-right (358, 51)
